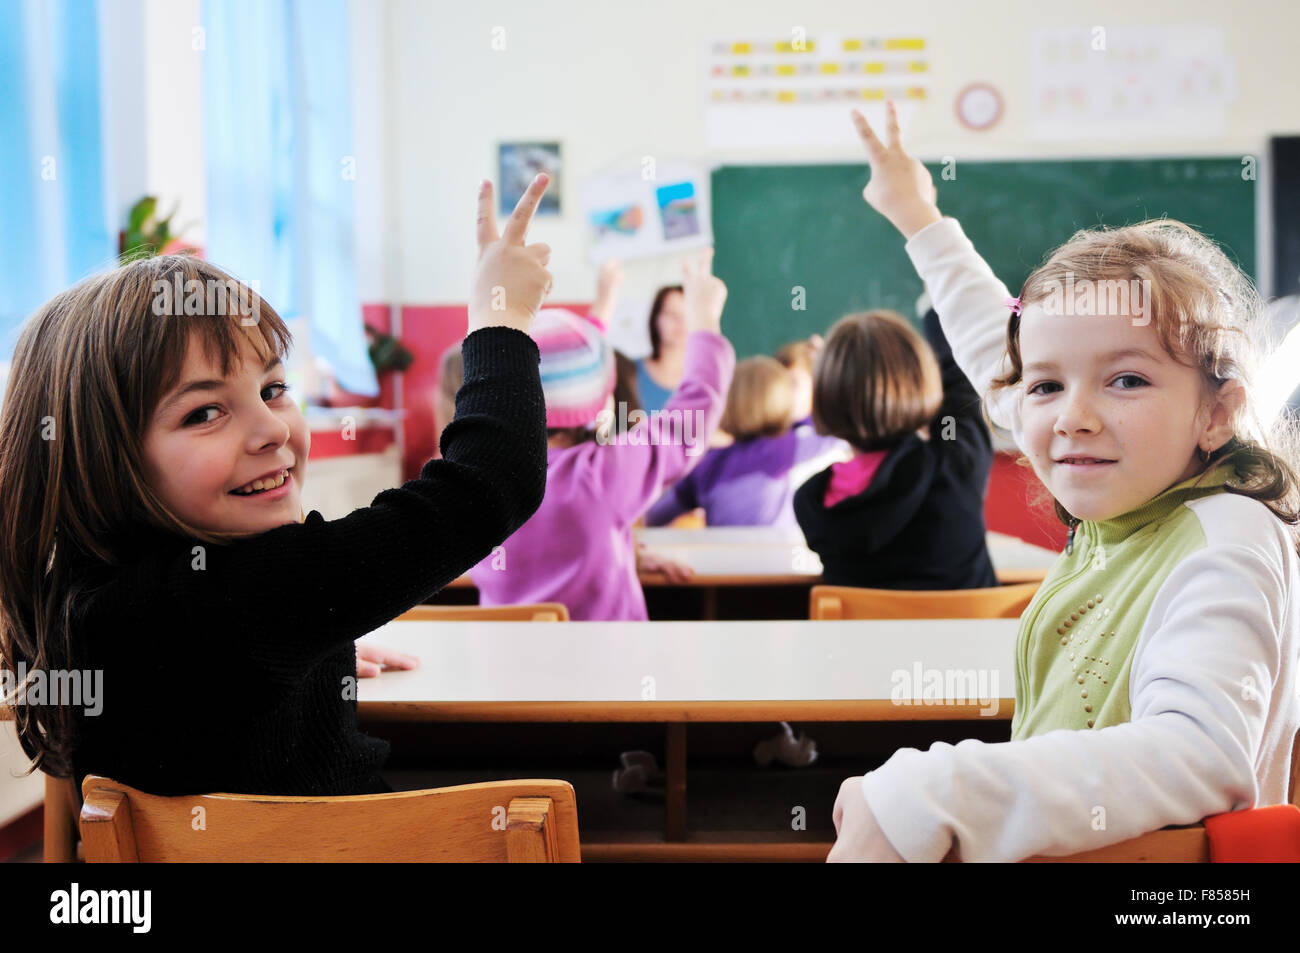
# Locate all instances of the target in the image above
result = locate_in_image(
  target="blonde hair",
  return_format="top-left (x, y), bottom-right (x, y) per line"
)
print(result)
top-left (433, 342), bottom-right (464, 445)
top-left (812, 310), bottom-right (942, 452)
top-left (720, 356), bottom-right (795, 441)
top-left (991, 219), bottom-right (1300, 547)
top-left (775, 339), bottom-right (816, 375)
top-left (0, 255), bottom-right (292, 776)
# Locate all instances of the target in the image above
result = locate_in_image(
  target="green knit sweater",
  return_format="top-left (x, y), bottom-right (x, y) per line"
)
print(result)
top-left (1012, 460), bottom-right (1240, 738)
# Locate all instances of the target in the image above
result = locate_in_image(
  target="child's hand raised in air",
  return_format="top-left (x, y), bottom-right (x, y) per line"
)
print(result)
top-left (682, 247), bottom-right (727, 336)
top-left (469, 174), bottom-right (555, 335)
top-left (851, 101), bottom-right (942, 240)
top-left (591, 259), bottom-right (625, 323)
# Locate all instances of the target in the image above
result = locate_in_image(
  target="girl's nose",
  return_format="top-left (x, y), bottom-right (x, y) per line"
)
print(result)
top-left (249, 404), bottom-right (293, 450)
top-left (1053, 392), bottom-right (1102, 435)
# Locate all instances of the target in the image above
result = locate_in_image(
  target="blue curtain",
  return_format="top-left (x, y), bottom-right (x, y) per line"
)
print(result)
top-left (202, 0), bottom-right (377, 395)
top-left (0, 0), bottom-right (112, 362)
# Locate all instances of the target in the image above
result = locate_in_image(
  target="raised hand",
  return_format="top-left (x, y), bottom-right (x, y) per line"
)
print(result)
top-left (681, 247), bottom-right (727, 335)
top-left (469, 174), bottom-right (555, 335)
top-left (591, 259), bottom-right (625, 322)
top-left (851, 101), bottom-right (942, 240)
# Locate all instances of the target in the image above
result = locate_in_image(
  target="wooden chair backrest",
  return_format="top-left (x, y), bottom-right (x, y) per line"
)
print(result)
top-left (79, 776), bottom-right (580, 862)
top-left (1024, 726), bottom-right (1300, 862)
top-left (396, 603), bottom-right (569, 622)
top-left (994, 568), bottom-right (1049, 585)
top-left (810, 583), bottom-right (1041, 620)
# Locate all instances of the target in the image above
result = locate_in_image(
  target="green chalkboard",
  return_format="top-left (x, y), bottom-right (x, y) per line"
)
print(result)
top-left (711, 158), bottom-right (1256, 358)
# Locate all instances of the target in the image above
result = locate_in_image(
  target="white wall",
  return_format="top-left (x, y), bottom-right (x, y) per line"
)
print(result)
top-left (100, 0), bottom-right (207, 254)
top-left (381, 0), bottom-right (1300, 351)
top-left (127, 1), bottom-right (1300, 349)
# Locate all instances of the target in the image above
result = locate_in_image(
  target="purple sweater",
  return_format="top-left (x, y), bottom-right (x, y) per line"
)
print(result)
top-left (471, 330), bottom-right (735, 620)
top-left (646, 421), bottom-right (846, 528)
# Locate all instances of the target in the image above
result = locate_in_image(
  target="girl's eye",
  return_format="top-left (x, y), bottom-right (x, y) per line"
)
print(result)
top-left (183, 406), bottom-right (219, 426)
top-left (1026, 381), bottom-right (1062, 396)
top-left (182, 382), bottom-right (291, 427)
top-left (1112, 374), bottom-right (1149, 390)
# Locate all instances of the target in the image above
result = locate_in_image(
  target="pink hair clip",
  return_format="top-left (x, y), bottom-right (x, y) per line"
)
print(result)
top-left (1004, 296), bottom-right (1023, 316)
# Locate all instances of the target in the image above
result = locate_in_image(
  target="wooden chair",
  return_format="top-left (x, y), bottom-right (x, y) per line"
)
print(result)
top-left (1021, 726), bottom-right (1300, 863)
top-left (44, 774), bottom-right (82, 863)
top-left (79, 775), bottom-right (581, 862)
top-left (396, 603), bottom-right (569, 622)
top-left (809, 582), bottom-right (1041, 620)
top-left (667, 508), bottom-right (707, 530)
top-left (995, 568), bottom-right (1049, 585)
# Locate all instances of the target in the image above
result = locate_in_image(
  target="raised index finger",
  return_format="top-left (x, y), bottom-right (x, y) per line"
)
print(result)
top-left (850, 109), bottom-right (886, 161)
top-left (884, 99), bottom-right (901, 149)
top-left (476, 180), bottom-right (499, 250)
top-left (502, 172), bottom-right (550, 245)
top-left (696, 246), bottom-right (715, 277)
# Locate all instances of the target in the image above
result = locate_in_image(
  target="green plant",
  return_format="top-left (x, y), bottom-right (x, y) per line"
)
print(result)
top-left (119, 196), bottom-right (198, 263)
top-left (364, 323), bottom-right (415, 374)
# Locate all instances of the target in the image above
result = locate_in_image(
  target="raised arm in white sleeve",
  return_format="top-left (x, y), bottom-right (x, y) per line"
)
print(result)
top-left (903, 218), bottom-right (1024, 448)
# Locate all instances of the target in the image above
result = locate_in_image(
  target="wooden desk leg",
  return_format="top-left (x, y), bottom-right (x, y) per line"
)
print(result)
top-left (701, 586), bottom-right (718, 622)
top-left (665, 723), bottom-right (687, 842)
top-left (43, 775), bottom-right (78, 863)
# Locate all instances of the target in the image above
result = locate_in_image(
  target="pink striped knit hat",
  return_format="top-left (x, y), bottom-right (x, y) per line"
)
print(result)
top-left (530, 308), bottom-right (617, 428)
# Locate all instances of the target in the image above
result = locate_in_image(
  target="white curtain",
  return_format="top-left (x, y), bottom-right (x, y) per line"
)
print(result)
top-left (202, 0), bottom-right (377, 395)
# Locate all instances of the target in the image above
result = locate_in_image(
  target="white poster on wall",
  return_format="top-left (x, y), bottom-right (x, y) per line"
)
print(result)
top-left (580, 159), bottom-right (713, 264)
top-left (703, 33), bottom-right (930, 150)
top-left (1028, 25), bottom-right (1237, 140)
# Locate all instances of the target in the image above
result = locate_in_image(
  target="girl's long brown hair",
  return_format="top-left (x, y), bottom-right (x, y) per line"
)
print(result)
top-left (989, 219), bottom-right (1300, 550)
top-left (0, 255), bottom-right (291, 776)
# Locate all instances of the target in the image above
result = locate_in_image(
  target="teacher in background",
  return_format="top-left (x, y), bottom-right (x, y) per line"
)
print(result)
top-left (635, 285), bottom-right (687, 413)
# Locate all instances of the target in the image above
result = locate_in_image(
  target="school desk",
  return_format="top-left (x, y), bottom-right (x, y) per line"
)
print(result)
top-left (356, 618), bottom-right (1017, 861)
top-left (440, 529), bottom-right (1058, 620)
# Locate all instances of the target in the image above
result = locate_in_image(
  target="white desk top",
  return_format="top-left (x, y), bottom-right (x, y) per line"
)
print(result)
top-left (357, 619), bottom-right (1017, 708)
top-left (637, 526), bottom-right (808, 547)
top-left (633, 528), bottom-right (1059, 577)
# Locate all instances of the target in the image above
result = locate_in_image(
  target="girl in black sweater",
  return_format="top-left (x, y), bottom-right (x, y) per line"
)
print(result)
top-left (0, 176), bottom-right (555, 797)
top-left (794, 306), bottom-right (998, 590)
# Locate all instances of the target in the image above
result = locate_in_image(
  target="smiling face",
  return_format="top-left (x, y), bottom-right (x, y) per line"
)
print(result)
top-left (1017, 301), bottom-right (1225, 522)
top-left (141, 330), bottom-right (309, 537)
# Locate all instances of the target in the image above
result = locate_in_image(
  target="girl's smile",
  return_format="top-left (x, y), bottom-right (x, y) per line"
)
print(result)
top-left (229, 465), bottom-right (296, 499)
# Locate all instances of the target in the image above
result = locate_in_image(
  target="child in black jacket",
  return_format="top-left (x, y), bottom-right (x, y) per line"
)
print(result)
top-left (794, 306), bottom-right (998, 590)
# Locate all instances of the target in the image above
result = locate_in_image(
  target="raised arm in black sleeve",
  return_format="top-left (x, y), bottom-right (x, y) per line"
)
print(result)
top-left (924, 306), bottom-right (992, 475)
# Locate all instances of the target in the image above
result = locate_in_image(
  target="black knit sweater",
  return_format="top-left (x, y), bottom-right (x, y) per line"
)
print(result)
top-left (69, 326), bottom-right (547, 797)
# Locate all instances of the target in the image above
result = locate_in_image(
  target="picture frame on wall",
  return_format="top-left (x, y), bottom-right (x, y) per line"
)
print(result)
top-left (499, 142), bottom-right (562, 216)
